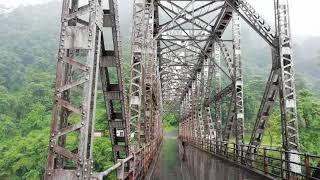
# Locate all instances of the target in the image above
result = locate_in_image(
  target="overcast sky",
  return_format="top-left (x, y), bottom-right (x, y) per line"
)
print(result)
top-left (1, 0), bottom-right (319, 36)
top-left (246, 0), bottom-right (320, 36)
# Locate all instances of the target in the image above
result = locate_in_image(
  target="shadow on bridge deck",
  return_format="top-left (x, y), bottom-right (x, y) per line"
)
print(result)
top-left (147, 130), bottom-right (266, 180)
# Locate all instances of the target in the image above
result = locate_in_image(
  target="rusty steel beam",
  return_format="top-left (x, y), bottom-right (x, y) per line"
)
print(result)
top-left (45, 0), bottom-right (102, 179)
top-left (100, 0), bottom-right (130, 164)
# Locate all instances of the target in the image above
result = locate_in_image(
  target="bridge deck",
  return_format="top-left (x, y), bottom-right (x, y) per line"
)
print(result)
top-left (147, 130), bottom-right (266, 180)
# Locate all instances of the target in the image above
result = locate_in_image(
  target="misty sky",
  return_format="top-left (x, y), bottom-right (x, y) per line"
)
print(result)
top-left (1, 0), bottom-right (319, 36)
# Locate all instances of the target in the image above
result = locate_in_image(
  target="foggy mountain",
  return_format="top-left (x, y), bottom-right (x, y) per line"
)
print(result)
top-left (0, 0), bottom-right (319, 90)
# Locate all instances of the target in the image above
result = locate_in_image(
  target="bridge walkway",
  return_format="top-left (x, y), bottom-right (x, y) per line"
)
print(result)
top-left (147, 129), bottom-right (267, 180)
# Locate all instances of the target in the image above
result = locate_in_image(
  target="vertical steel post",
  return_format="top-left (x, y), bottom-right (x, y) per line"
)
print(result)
top-left (276, 0), bottom-right (301, 176)
top-left (100, 0), bottom-right (130, 171)
top-left (213, 42), bottom-right (222, 142)
top-left (129, 0), bottom-right (153, 148)
top-left (46, 0), bottom-right (102, 179)
top-left (204, 63), bottom-right (215, 140)
top-left (232, 12), bottom-right (244, 145)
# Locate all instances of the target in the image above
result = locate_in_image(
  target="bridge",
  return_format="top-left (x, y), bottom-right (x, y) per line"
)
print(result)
top-left (44, 0), bottom-right (320, 179)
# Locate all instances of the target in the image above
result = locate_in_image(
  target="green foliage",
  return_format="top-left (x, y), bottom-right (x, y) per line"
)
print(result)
top-left (298, 89), bottom-right (320, 155)
top-left (93, 137), bottom-right (114, 172)
top-left (0, 128), bottom-right (49, 179)
top-left (163, 112), bottom-right (178, 129)
top-left (262, 110), bottom-right (282, 147)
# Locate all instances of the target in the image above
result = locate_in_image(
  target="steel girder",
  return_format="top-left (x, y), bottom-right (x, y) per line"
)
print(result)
top-left (46, 0), bottom-right (103, 179)
top-left (129, 0), bottom-right (152, 148)
top-left (129, 3), bottom-right (163, 175)
top-left (160, 1), bottom-right (234, 145)
top-left (202, 56), bottom-right (215, 139)
top-left (232, 13), bottom-right (244, 145)
top-left (172, 0), bottom-right (300, 175)
top-left (232, 0), bottom-right (301, 174)
top-left (213, 42), bottom-right (223, 141)
top-left (219, 13), bottom-right (244, 145)
top-left (276, 0), bottom-right (300, 175)
top-left (100, 0), bottom-right (130, 165)
top-left (44, 0), bottom-right (301, 178)
top-left (45, 0), bottom-right (138, 179)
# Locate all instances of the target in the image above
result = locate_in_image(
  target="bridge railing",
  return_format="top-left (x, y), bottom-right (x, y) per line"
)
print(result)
top-left (182, 136), bottom-right (320, 180)
top-left (94, 138), bottom-right (161, 180)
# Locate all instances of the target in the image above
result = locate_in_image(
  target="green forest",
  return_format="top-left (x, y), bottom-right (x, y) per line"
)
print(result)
top-left (0, 1), bottom-right (320, 179)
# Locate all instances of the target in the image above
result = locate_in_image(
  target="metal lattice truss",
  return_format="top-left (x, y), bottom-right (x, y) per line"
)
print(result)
top-left (129, 0), bottom-right (163, 148)
top-left (174, 0), bottom-right (301, 177)
top-left (128, 0), bottom-right (163, 178)
top-left (44, 0), bottom-right (301, 179)
top-left (45, 0), bottom-right (135, 179)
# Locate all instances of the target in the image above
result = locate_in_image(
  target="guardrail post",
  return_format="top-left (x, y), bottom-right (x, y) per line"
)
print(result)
top-left (213, 139), bottom-right (216, 153)
top-left (240, 144), bottom-right (244, 164)
top-left (204, 137), bottom-right (208, 150)
top-left (132, 153), bottom-right (136, 179)
top-left (201, 137), bottom-right (204, 149)
top-left (120, 160), bottom-right (125, 180)
top-left (128, 157), bottom-right (133, 180)
top-left (304, 153), bottom-right (311, 179)
top-left (233, 143), bottom-right (237, 161)
top-left (281, 149), bottom-right (285, 179)
top-left (263, 148), bottom-right (268, 174)
top-left (225, 143), bottom-right (228, 157)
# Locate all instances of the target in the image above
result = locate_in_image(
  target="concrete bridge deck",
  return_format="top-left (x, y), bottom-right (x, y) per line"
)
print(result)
top-left (147, 130), bottom-right (267, 180)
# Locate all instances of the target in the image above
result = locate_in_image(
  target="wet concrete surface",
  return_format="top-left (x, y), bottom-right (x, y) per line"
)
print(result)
top-left (149, 129), bottom-right (266, 180)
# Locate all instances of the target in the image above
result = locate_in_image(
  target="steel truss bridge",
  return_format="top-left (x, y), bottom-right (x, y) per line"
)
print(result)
top-left (44, 0), bottom-right (320, 179)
